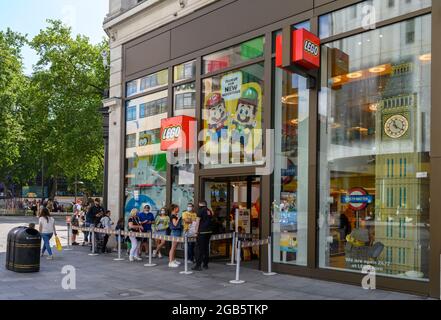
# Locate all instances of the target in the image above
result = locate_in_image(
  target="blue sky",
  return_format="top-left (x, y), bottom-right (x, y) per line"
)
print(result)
top-left (0, 0), bottom-right (108, 75)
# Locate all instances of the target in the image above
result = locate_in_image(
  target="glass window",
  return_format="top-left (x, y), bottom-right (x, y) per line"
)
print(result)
top-left (126, 70), bottom-right (168, 98)
top-left (203, 37), bottom-right (264, 74)
top-left (273, 70), bottom-right (310, 266)
top-left (124, 91), bottom-right (169, 221)
top-left (172, 157), bottom-right (195, 211)
top-left (127, 80), bottom-right (138, 97)
top-left (202, 63), bottom-right (265, 168)
top-left (272, 21), bottom-right (311, 53)
top-left (126, 105), bottom-right (137, 121)
top-left (174, 60), bottom-right (196, 83)
top-left (126, 134), bottom-right (137, 148)
top-left (319, 0), bottom-right (432, 38)
top-left (174, 82), bottom-right (196, 117)
top-left (318, 15), bottom-right (431, 280)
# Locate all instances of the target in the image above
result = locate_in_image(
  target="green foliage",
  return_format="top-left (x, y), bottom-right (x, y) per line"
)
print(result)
top-left (1, 20), bottom-right (109, 196)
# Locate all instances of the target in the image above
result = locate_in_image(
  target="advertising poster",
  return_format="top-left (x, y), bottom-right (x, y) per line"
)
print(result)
top-left (203, 72), bottom-right (263, 158)
top-left (238, 209), bottom-right (251, 234)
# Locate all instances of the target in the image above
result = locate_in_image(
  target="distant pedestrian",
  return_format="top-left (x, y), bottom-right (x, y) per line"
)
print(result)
top-left (137, 205), bottom-right (155, 258)
top-left (84, 198), bottom-right (104, 246)
top-left (153, 207), bottom-right (169, 259)
top-left (182, 203), bottom-right (197, 263)
top-left (100, 210), bottom-right (113, 253)
top-left (38, 207), bottom-right (57, 260)
top-left (71, 208), bottom-right (81, 246)
top-left (31, 200), bottom-right (38, 216)
top-left (168, 204), bottom-right (182, 268)
top-left (192, 200), bottom-right (213, 271)
top-left (128, 208), bottom-right (143, 262)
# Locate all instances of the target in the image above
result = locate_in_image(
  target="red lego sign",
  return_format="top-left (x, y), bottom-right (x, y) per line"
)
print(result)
top-left (160, 116), bottom-right (196, 151)
top-left (276, 28), bottom-right (320, 71)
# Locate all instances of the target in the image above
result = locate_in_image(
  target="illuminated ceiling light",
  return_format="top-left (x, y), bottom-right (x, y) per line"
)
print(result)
top-left (419, 53), bottom-right (431, 62)
top-left (281, 93), bottom-right (299, 105)
top-left (290, 119), bottom-right (299, 125)
top-left (369, 103), bottom-right (378, 112)
top-left (369, 65), bottom-right (386, 73)
top-left (346, 72), bottom-right (363, 79)
top-left (333, 76), bottom-right (342, 84)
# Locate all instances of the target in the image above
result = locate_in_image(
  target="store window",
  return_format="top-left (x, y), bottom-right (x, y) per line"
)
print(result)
top-left (319, 0), bottom-right (431, 39)
top-left (126, 69), bottom-right (168, 98)
top-left (202, 62), bottom-right (265, 168)
top-left (318, 15), bottom-right (431, 280)
top-left (174, 82), bottom-right (196, 117)
top-left (272, 69), bottom-right (309, 266)
top-left (124, 91), bottom-right (169, 220)
top-left (126, 134), bottom-right (137, 149)
top-left (172, 156), bottom-right (195, 211)
top-left (126, 105), bottom-right (137, 121)
top-left (203, 37), bottom-right (264, 74)
top-left (174, 60), bottom-right (196, 83)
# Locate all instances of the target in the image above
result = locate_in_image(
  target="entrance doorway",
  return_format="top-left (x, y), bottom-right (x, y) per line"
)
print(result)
top-left (202, 176), bottom-right (261, 267)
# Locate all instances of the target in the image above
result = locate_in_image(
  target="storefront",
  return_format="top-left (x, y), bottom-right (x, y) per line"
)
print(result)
top-left (116, 0), bottom-right (440, 298)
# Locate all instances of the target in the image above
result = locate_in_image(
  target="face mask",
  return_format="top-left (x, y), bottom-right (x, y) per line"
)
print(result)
top-left (187, 207), bottom-right (193, 212)
top-left (161, 211), bottom-right (166, 215)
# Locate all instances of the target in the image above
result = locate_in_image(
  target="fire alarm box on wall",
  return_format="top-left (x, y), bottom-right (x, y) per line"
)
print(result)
top-left (276, 28), bottom-right (321, 72)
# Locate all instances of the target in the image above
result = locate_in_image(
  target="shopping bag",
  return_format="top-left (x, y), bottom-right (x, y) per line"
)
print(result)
top-left (55, 236), bottom-right (63, 251)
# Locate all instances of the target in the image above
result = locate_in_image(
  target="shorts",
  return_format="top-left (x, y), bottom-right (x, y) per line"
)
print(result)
top-left (171, 231), bottom-right (182, 238)
top-left (155, 230), bottom-right (167, 236)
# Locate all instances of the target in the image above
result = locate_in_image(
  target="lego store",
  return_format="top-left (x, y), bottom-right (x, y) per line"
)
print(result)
top-left (119, 0), bottom-right (440, 298)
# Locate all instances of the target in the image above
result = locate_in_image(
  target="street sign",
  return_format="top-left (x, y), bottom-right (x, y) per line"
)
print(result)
top-left (341, 188), bottom-right (373, 211)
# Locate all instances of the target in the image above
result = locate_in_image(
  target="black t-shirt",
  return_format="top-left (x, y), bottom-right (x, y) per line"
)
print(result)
top-left (197, 207), bottom-right (213, 233)
top-left (128, 217), bottom-right (141, 232)
top-left (86, 205), bottom-right (104, 224)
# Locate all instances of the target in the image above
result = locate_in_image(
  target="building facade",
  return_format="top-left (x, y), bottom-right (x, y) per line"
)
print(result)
top-left (103, 0), bottom-right (440, 298)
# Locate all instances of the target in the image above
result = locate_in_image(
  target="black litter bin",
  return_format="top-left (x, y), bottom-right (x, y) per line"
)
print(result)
top-left (6, 226), bottom-right (41, 273)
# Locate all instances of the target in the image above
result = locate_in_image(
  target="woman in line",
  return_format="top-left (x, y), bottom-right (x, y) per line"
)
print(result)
top-left (39, 207), bottom-right (57, 260)
top-left (168, 204), bottom-right (183, 268)
top-left (128, 208), bottom-right (143, 262)
top-left (153, 207), bottom-right (169, 259)
top-left (100, 210), bottom-right (114, 254)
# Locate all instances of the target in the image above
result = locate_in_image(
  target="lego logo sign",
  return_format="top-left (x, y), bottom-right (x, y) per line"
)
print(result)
top-left (162, 126), bottom-right (181, 141)
top-left (304, 40), bottom-right (319, 56)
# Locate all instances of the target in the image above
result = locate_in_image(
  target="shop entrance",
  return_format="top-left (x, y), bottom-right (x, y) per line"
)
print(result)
top-left (202, 176), bottom-right (261, 267)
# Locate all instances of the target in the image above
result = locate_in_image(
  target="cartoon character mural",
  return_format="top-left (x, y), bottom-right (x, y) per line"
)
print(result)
top-left (206, 93), bottom-right (229, 141)
top-left (231, 87), bottom-right (259, 145)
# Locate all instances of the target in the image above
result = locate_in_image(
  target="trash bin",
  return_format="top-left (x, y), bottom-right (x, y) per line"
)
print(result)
top-left (6, 226), bottom-right (41, 273)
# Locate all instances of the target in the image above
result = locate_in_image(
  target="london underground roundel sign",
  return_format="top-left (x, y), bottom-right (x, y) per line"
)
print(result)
top-left (341, 188), bottom-right (373, 211)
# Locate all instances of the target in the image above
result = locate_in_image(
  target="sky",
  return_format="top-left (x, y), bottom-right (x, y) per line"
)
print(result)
top-left (0, 0), bottom-right (108, 75)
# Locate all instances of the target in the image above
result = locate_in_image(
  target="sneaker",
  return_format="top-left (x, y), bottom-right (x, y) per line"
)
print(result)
top-left (168, 261), bottom-right (179, 268)
top-left (174, 260), bottom-right (181, 265)
top-left (72, 242), bottom-right (79, 246)
top-left (158, 252), bottom-right (163, 259)
top-left (152, 250), bottom-right (157, 258)
top-left (47, 256), bottom-right (54, 260)
top-left (192, 266), bottom-right (203, 271)
top-left (129, 256), bottom-right (134, 262)
top-left (134, 256), bottom-right (143, 261)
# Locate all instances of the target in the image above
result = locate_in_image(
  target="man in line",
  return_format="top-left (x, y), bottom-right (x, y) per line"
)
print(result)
top-left (182, 203), bottom-right (197, 263)
top-left (192, 200), bottom-right (213, 271)
top-left (85, 198), bottom-right (104, 248)
top-left (138, 205), bottom-right (155, 258)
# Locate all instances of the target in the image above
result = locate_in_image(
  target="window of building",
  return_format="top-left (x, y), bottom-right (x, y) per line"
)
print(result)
top-left (201, 62), bottom-right (265, 168)
top-left (126, 70), bottom-right (168, 98)
top-left (174, 82), bottom-right (196, 117)
top-left (126, 105), bottom-right (137, 121)
top-left (318, 14), bottom-right (431, 280)
top-left (203, 37), bottom-right (264, 74)
top-left (319, 0), bottom-right (431, 39)
top-left (126, 134), bottom-right (137, 148)
top-left (174, 60), bottom-right (196, 83)
top-left (272, 69), bottom-right (310, 266)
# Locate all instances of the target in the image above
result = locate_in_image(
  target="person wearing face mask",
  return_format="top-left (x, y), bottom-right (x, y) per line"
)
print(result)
top-left (138, 205), bottom-right (155, 258)
top-left (182, 203), bottom-right (197, 263)
top-left (153, 207), bottom-right (170, 259)
top-left (168, 204), bottom-right (183, 268)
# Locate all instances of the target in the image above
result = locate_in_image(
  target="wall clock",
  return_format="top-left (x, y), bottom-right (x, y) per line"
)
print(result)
top-left (384, 114), bottom-right (409, 139)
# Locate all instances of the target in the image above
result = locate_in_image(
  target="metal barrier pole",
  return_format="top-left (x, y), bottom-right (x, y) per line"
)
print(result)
top-left (226, 232), bottom-right (236, 266)
top-left (64, 222), bottom-right (73, 251)
top-left (114, 230), bottom-right (125, 261)
top-left (263, 236), bottom-right (277, 276)
top-left (180, 234), bottom-right (193, 275)
top-left (230, 240), bottom-right (245, 284)
top-left (88, 228), bottom-right (99, 256)
top-left (144, 232), bottom-right (156, 267)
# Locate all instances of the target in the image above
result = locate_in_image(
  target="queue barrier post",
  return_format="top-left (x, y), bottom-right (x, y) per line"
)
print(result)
top-left (226, 232), bottom-right (236, 266)
top-left (263, 236), bottom-right (277, 276)
top-left (180, 234), bottom-right (193, 275)
top-left (64, 222), bottom-right (73, 251)
top-left (88, 228), bottom-right (99, 256)
top-left (144, 232), bottom-right (157, 267)
top-left (229, 240), bottom-right (245, 284)
top-left (114, 229), bottom-right (125, 261)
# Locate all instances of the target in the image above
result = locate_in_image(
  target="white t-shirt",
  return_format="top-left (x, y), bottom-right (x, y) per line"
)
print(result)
top-left (39, 217), bottom-right (55, 234)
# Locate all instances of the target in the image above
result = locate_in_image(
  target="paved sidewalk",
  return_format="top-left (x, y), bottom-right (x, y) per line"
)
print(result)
top-left (0, 216), bottom-right (431, 300)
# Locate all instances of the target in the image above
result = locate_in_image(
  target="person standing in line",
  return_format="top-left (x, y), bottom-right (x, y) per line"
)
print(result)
top-left (168, 204), bottom-right (183, 268)
top-left (192, 200), bottom-right (213, 271)
top-left (137, 205), bottom-right (155, 258)
top-left (100, 210), bottom-right (114, 254)
top-left (182, 203), bottom-right (197, 263)
top-left (128, 208), bottom-right (143, 262)
top-left (39, 207), bottom-right (57, 260)
top-left (31, 200), bottom-right (38, 217)
top-left (152, 207), bottom-right (169, 259)
top-left (71, 207), bottom-right (81, 246)
top-left (85, 198), bottom-right (104, 249)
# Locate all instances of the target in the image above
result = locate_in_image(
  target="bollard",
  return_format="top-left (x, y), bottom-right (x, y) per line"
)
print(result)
top-left (88, 228), bottom-right (99, 256)
top-left (64, 222), bottom-right (73, 251)
top-left (180, 234), bottom-right (193, 275)
top-left (230, 240), bottom-right (245, 284)
top-left (226, 232), bottom-right (236, 266)
top-left (113, 230), bottom-right (125, 261)
top-left (263, 236), bottom-right (277, 276)
top-left (144, 232), bottom-right (157, 267)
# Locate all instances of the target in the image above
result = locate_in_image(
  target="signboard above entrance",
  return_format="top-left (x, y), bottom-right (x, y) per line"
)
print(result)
top-left (275, 28), bottom-right (321, 72)
top-left (160, 116), bottom-right (196, 151)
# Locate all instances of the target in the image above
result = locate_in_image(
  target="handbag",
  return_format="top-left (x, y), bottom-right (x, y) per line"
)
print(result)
top-left (55, 236), bottom-right (63, 251)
